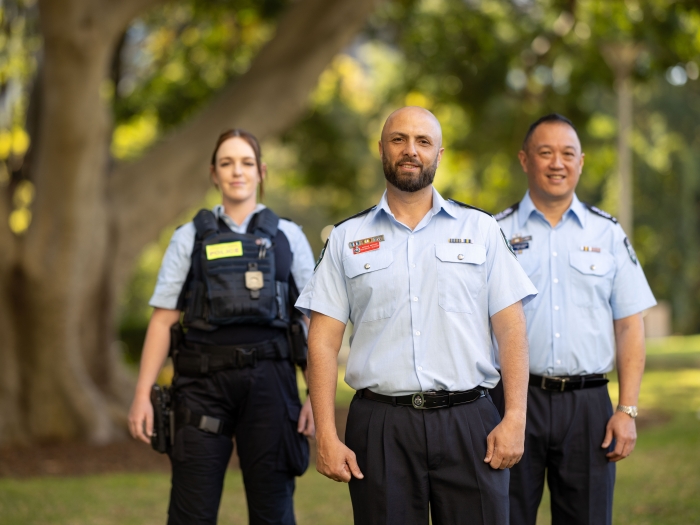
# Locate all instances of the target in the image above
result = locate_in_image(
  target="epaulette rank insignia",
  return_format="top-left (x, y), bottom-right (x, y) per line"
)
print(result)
top-left (494, 202), bottom-right (520, 222)
top-left (585, 204), bottom-right (618, 224)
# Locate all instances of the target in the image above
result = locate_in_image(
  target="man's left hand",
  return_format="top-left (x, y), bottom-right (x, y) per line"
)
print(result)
top-left (298, 397), bottom-right (316, 437)
top-left (484, 414), bottom-right (525, 469)
top-left (602, 411), bottom-right (636, 462)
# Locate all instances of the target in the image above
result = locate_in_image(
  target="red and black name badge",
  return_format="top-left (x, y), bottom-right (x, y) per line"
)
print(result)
top-left (349, 235), bottom-right (385, 254)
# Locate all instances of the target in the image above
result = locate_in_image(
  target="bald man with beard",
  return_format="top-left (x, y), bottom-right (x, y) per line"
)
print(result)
top-left (295, 107), bottom-right (537, 525)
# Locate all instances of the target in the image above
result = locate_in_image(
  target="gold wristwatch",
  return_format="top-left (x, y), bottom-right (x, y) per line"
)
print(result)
top-left (616, 404), bottom-right (638, 419)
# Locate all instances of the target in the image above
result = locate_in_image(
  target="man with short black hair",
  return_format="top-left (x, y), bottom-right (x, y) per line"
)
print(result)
top-left (493, 113), bottom-right (656, 525)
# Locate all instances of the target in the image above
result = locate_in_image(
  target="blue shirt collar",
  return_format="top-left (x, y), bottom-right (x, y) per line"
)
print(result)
top-left (376, 186), bottom-right (457, 222)
top-left (213, 203), bottom-right (266, 233)
top-left (518, 191), bottom-right (586, 229)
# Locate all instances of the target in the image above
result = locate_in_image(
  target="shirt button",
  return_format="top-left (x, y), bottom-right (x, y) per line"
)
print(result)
top-left (556, 359), bottom-right (561, 365)
top-left (552, 251), bottom-right (558, 257)
top-left (554, 305), bottom-right (559, 311)
top-left (457, 254), bottom-right (464, 260)
top-left (590, 264), bottom-right (596, 271)
top-left (553, 278), bottom-right (559, 284)
top-left (412, 263), bottom-right (416, 268)
top-left (417, 366), bottom-right (423, 371)
top-left (555, 333), bottom-right (561, 338)
top-left (364, 263), bottom-right (370, 270)
top-left (415, 331), bottom-right (421, 336)
top-left (413, 297), bottom-right (418, 301)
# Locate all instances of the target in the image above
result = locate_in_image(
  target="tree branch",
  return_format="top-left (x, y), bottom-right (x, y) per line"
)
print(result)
top-left (109, 0), bottom-right (379, 288)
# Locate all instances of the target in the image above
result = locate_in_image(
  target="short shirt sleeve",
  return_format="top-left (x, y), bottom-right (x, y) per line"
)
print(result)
top-left (610, 225), bottom-right (656, 319)
top-left (278, 219), bottom-right (315, 292)
top-left (294, 229), bottom-right (350, 323)
top-left (148, 223), bottom-right (196, 310)
top-left (485, 217), bottom-right (538, 317)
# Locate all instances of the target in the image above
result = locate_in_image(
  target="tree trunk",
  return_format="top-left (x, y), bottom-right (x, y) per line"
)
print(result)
top-left (0, 0), bottom-right (378, 445)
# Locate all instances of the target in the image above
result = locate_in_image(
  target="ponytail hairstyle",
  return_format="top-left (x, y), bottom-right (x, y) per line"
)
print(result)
top-left (211, 128), bottom-right (265, 200)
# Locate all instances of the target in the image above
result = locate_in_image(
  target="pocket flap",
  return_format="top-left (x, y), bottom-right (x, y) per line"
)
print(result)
top-left (569, 251), bottom-right (614, 276)
top-left (343, 249), bottom-right (394, 279)
top-left (435, 243), bottom-right (486, 265)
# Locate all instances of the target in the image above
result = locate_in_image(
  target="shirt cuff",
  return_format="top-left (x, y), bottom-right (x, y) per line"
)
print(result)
top-left (295, 299), bottom-right (348, 324)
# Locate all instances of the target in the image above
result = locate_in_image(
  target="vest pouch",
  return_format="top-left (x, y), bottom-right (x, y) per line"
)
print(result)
top-left (182, 280), bottom-right (206, 326)
top-left (200, 233), bottom-right (279, 325)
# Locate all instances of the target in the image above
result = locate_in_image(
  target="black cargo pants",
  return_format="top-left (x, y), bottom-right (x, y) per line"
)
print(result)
top-left (167, 358), bottom-right (309, 525)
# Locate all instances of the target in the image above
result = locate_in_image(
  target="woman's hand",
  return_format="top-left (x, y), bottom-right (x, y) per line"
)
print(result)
top-left (128, 394), bottom-right (154, 444)
top-left (297, 396), bottom-right (315, 437)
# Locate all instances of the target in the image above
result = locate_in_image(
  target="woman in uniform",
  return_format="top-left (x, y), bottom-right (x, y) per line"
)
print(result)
top-left (128, 129), bottom-right (315, 525)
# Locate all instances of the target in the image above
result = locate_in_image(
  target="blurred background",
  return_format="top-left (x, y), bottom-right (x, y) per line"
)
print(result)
top-left (0, 0), bottom-right (699, 523)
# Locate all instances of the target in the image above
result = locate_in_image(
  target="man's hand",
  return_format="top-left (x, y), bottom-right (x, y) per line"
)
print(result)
top-left (484, 414), bottom-right (525, 469)
top-left (316, 436), bottom-right (364, 483)
top-left (602, 411), bottom-right (637, 462)
top-left (297, 397), bottom-right (316, 437)
top-left (128, 395), bottom-right (154, 444)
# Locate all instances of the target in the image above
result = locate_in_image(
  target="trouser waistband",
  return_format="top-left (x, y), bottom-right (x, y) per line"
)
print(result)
top-left (358, 388), bottom-right (487, 409)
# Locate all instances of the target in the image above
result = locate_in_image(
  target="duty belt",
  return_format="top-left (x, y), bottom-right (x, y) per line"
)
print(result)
top-left (530, 373), bottom-right (608, 392)
top-left (358, 388), bottom-right (487, 409)
top-left (173, 335), bottom-right (288, 376)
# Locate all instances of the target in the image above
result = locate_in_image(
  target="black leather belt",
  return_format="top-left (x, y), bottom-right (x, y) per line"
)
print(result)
top-left (173, 335), bottom-right (288, 376)
top-left (530, 373), bottom-right (608, 392)
top-left (358, 388), bottom-right (487, 409)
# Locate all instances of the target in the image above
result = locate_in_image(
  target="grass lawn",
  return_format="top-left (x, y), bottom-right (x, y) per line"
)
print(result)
top-left (2, 342), bottom-right (700, 524)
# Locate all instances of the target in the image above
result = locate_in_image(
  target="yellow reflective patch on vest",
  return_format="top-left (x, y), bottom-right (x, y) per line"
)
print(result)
top-left (206, 241), bottom-right (243, 260)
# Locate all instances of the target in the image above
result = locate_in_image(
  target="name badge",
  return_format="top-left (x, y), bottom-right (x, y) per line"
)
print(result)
top-left (349, 235), bottom-right (384, 255)
top-left (206, 241), bottom-right (243, 260)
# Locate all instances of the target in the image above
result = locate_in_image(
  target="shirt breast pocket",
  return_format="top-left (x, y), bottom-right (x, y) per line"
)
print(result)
top-left (343, 250), bottom-right (396, 322)
top-left (568, 251), bottom-right (615, 308)
top-left (435, 243), bottom-right (486, 314)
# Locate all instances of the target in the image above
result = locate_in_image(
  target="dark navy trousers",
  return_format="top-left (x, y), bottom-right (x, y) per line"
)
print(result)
top-left (167, 359), bottom-right (309, 525)
top-left (490, 381), bottom-right (615, 525)
top-left (346, 392), bottom-right (510, 525)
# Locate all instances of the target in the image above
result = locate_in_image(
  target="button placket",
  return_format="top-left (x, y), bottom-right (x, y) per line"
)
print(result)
top-left (407, 230), bottom-right (424, 387)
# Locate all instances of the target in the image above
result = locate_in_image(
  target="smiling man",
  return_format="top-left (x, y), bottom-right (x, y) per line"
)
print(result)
top-left (296, 107), bottom-right (537, 525)
top-left (493, 114), bottom-right (657, 525)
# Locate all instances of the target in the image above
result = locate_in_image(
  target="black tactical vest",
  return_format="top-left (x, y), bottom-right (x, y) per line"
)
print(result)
top-left (179, 208), bottom-right (292, 339)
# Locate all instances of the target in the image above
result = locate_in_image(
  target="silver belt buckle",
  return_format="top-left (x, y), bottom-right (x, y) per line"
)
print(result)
top-left (412, 392), bottom-right (428, 409)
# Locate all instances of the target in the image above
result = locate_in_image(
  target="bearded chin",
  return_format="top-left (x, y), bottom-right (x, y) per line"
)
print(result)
top-left (383, 156), bottom-right (438, 193)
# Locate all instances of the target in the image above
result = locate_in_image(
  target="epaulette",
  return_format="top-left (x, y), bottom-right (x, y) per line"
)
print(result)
top-left (334, 205), bottom-right (377, 228)
top-left (493, 202), bottom-right (520, 221)
top-left (584, 203), bottom-right (618, 224)
top-left (315, 206), bottom-right (376, 271)
top-left (448, 199), bottom-right (492, 217)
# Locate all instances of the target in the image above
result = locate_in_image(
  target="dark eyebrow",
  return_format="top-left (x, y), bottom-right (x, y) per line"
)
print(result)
top-left (536, 144), bottom-right (578, 151)
top-left (388, 132), bottom-right (434, 142)
top-left (218, 155), bottom-right (256, 161)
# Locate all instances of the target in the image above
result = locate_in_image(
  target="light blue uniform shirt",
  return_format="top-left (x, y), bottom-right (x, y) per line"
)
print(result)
top-left (150, 204), bottom-right (316, 309)
top-left (495, 191), bottom-right (656, 377)
top-left (295, 187), bottom-right (537, 396)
